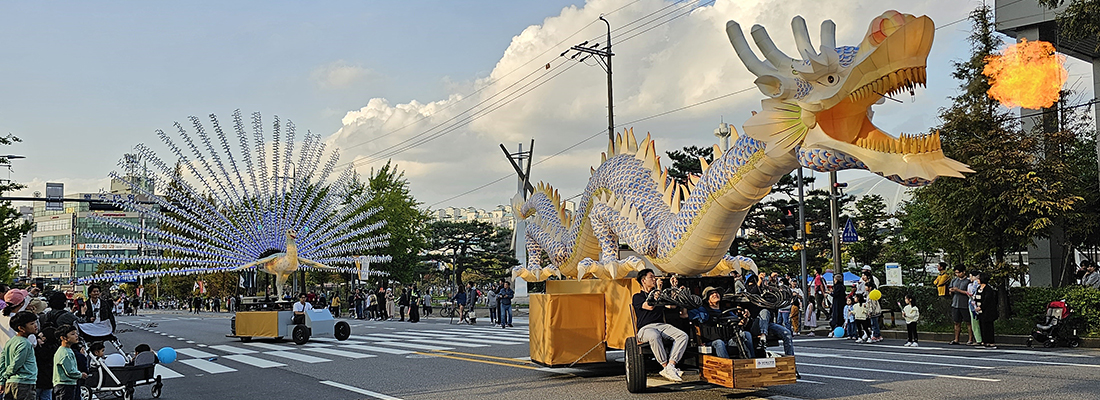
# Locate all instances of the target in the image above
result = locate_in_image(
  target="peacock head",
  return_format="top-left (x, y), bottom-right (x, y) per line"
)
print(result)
top-left (728, 11), bottom-right (972, 182)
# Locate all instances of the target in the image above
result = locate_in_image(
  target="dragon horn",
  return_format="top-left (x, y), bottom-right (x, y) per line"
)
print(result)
top-left (750, 24), bottom-right (801, 72)
top-left (791, 16), bottom-right (824, 64)
top-left (726, 20), bottom-right (778, 76)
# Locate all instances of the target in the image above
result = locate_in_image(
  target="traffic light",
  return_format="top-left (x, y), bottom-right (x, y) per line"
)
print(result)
top-left (805, 221), bottom-right (812, 234)
top-left (781, 205), bottom-right (798, 239)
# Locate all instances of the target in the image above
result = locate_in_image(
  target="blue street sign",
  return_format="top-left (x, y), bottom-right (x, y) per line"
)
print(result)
top-left (842, 218), bottom-right (859, 243)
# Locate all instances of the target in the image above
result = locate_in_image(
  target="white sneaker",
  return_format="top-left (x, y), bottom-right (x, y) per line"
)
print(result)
top-left (903, 342), bottom-right (910, 347)
top-left (910, 342), bottom-right (919, 347)
top-left (673, 366), bottom-right (684, 379)
top-left (660, 365), bottom-right (683, 382)
top-left (856, 338), bottom-right (865, 344)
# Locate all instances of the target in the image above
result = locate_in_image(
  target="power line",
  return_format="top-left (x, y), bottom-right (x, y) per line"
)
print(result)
top-left (429, 86), bottom-right (756, 208)
top-left (341, 1), bottom-right (718, 169)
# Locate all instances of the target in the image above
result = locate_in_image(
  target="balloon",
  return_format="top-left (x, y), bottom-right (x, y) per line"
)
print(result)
top-left (833, 327), bottom-right (845, 338)
top-left (104, 354), bottom-right (127, 367)
top-left (157, 347), bottom-right (177, 364)
top-left (869, 289), bottom-right (882, 301)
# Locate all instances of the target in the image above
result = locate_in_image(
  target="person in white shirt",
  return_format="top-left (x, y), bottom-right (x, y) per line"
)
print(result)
top-left (292, 293), bottom-right (313, 324)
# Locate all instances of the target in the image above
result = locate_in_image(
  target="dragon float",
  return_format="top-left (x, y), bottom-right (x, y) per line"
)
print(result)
top-left (513, 11), bottom-right (971, 281)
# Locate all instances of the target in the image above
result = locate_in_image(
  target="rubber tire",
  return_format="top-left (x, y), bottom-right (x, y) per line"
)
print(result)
top-left (1044, 340), bottom-right (1056, 348)
top-left (1069, 339), bottom-right (1080, 348)
top-left (624, 337), bottom-right (647, 393)
top-left (334, 321), bottom-right (351, 341)
top-left (152, 384), bottom-right (162, 399)
top-left (293, 324), bottom-right (311, 345)
top-left (81, 386), bottom-right (92, 400)
top-left (1026, 338), bottom-right (1033, 348)
top-left (124, 387), bottom-right (134, 400)
top-left (230, 317), bottom-right (236, 335)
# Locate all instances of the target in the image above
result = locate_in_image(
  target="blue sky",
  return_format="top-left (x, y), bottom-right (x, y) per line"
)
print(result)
top-left (2, 0), bottom-right (1094, 210)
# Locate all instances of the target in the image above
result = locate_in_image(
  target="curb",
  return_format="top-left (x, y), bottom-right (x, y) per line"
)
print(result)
top-left (801, 325), bottom-right (1099, 348)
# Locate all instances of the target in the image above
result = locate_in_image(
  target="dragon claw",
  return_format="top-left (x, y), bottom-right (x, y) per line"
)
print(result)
top-left (577, 256), bottom-right (645, 280)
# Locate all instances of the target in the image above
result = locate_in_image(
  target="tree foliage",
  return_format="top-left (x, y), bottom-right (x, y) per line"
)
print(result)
top-left (1038, 0), bottom-right (1100, 52)
top-left (0, 135), bottom-right (33, 284)
top-left (347, 161), bottom-right (430, 285)
top-left (424, 220), bottom-right (516, 289)
top-left (665, 146), bottom-right (713, 185)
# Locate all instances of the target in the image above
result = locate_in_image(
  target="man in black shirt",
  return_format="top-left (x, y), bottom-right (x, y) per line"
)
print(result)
top-left (632, 269), bottom-right (688, 382)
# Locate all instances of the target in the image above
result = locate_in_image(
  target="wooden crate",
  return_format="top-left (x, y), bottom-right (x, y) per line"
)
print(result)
top-left (701, 355), bottom-right (797, 389)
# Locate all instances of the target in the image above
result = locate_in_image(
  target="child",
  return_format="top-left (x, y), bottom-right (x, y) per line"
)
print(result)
top-left (87, 342), bottom-right (106, 367)
top-left (131, 344), bottom-right (158, 366)
top-left (850, 293), bottom-right (870, 343)
top-left (865, 282), bottom-right (883, 343)
top-left (0, 311), bottom-right (40, 399)
top-left (71, 343), bottom-right (87, 390)
top-left (842, 297), bottom-right (856, 339)
top-left (901, 294), bottom-right (921, 347)
top-left (53, 325), bottom-right (86, 400)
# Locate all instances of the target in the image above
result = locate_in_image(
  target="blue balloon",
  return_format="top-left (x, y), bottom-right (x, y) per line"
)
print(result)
top-left (833, 327), bottom-right (846, 338)
top-left (157, 347), bottom-right (177, 364)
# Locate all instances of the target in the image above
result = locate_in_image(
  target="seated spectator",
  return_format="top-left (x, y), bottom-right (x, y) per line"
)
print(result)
top-left (130, 343), bottom-right (158, 366)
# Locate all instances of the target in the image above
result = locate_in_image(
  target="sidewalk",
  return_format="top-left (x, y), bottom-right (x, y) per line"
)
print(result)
top-left (800, 323), bottom-right (1100, 348)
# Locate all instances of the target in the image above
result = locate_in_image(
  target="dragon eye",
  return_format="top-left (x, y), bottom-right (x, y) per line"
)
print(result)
top-left (828, 76), bottom-right (835, 84)
top-left (818, 74), bottom-right (839, 86)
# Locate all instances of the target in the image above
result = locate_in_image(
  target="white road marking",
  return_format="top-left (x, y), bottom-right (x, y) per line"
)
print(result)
top-left (802, 345), bottom-right (1100, 369)
top-left (341, 344), bottom-right (414, 355)
top-left (176, 348), bottom-right (218, 359)
top-left (223, 354), bottom-right (287, 368)
top-left (409, 339), bottom-right (487, 348)
top-left (798, 362), bottom-right (1000, 382)
top-left (348, 335), bottom-right (399, 341)
top-left (179, 359), bottom-right (237, 374)
top-left (264, 351), bottom-right (332, 363)
top-left (798, 372), bottom-right (876, 382)
top-left (365, 341), bottom-right (453, 351)
top-left (210, 345), bottom-right (257, 354)
top-left (154, 364), bottom-right (184, 379)
top-left (319, 380), bottom-right (403, 400)
top-left (243, 343), bottom-right (294, 351)
top-left (302, 347), bottom-right (376, 359)
top-left (799, 352), bottom-right (995, 369)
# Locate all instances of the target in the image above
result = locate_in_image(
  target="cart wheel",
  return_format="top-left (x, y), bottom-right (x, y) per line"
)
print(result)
top-left (230, 317), bottom-right (236, 335)
top-left (152, 383), bottom-right (163, 398)
top-left (1069, 339), bottom-right (1080, 348)
top-left (624, 337), bottom-right (647, 393)
top-left (80, 386), bottom-right (92, 400)
top-left (1044, 340), bottom-right (1056, 348)
top-left (293, 324), bottom-right (311, 345)
top-left (123, 387), bottom-right (135, 400)
top-left (1026, 338), bottom-right (1033, 348)
top-left (334, 321), bottom-right (351, 341)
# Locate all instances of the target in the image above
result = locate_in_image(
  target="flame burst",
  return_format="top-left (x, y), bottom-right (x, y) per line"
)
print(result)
top-left (983, 39), bottom-right (1067, 109)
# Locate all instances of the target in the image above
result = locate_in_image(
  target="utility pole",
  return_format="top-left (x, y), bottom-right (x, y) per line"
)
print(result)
top-left (563, 16), bottom-right (614, 142)
top-left (830, 172), bottom-right (841, 272)
top-left (797, 167), bottom-right (807, 295)
top-left (501, 141), bottom-right (534, 299)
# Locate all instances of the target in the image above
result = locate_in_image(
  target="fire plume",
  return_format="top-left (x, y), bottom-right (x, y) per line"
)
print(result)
top-left (983, 39), bottom-right (1067, 109)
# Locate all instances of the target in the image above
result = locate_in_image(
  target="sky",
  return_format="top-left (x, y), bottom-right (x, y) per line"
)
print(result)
top-left (1, 0), bottom-right (1095, 212)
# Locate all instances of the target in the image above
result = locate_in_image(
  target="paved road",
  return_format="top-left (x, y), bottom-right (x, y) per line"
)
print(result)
top-left (102, 310), bottom-right (1100, 400)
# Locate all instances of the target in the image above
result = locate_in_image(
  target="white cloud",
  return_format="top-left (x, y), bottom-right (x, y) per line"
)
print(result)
top-left (324, 0), bottom-right (980, 211)
top-left (311, 60), bottom-right (375, 89)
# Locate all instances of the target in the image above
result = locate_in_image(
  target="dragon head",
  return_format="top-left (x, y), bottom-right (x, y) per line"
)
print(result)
top-left (727, 11), bottom-right (972, 181)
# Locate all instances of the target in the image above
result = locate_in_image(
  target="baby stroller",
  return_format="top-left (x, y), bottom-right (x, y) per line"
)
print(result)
top-left (1026, 300), bottom-right (1082, 348)
top-left (84, 351), bottom-right (164, 400)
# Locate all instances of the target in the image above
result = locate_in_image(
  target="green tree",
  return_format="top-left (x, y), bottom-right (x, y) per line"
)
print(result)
top-left (665, 146), bottom-right (713, 185)
top-left (908, 6), bottom-right (1081, 316)
top-left (347, 161), bottom-right (430, 284)
top-left (1038, 0), bottom-right (1100, 51)
top-left (0, 135), bottom-right (33, 284)
top-left (847, 195), bottom-right (890, 272)
top-left (424, 221), bottom-right (516, 289)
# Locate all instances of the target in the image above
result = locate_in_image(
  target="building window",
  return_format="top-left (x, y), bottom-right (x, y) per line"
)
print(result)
top-left (32, 235), bottom-right (71, 247)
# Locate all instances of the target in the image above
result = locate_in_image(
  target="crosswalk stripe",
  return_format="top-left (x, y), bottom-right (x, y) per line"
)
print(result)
top-left (348, 335), bottom-right (398, 341)
top-left (179, 359), bottom-right (238, 374)
top-left (365, 341), bottom-right (453, 351)
top-left (408, 336), bottom-right (525, 346)
top-left (319, 380), bottom-right (403, 400)
top-left (154, 364), bottom-right (184, 379)
top-left (409, 339), bottom-right (486, 348)
top-left (223, 354), bottom-right (287, 368)
top-left (244, 343), bottom-right (294, 351)
top-left (798, 362), bottom-right (999, 382)
top-left (302, 347), bottom-right (377, 359)
top-left (209, 345), bottom-right (257, 354)
top-left (177, 348), bottom-right (218, 359)
top-left (363, 333), bottom-right (422, 340)
top-left (799, 372), bottom-right (876, 382)
top-left (342, 344), bottom-right (414, 355)
top-left (264, 351), bottom-right (332, 363)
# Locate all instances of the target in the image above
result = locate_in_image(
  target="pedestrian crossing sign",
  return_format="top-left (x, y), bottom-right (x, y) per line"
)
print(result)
top-left (842, 218), bottom-right (858, 243)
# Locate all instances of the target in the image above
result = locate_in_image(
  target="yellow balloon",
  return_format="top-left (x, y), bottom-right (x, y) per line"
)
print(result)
top-left (869, 289), bottom-right (882, 301)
